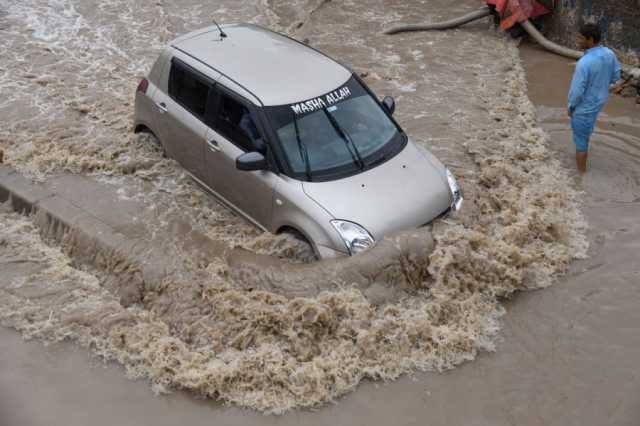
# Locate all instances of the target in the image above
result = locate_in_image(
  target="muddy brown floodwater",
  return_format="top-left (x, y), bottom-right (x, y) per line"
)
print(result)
top-left (1, 0), bottom-right (638, 422)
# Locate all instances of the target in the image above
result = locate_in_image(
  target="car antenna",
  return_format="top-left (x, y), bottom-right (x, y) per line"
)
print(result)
top-left (212, 19), bottom-right (227, 39)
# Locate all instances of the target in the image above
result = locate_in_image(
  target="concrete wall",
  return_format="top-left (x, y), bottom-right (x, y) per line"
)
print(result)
top-left (546, 0), bottom-right (640, 56)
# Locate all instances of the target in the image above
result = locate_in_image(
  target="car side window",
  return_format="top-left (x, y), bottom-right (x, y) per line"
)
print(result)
top-left (214, 92), bottom-right (260, 152)
top-left (168, 61), bottom-right (210, 119)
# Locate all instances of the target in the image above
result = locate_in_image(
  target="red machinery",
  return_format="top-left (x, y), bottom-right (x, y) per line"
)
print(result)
top-left (486, 0), bottom-right (552, 30)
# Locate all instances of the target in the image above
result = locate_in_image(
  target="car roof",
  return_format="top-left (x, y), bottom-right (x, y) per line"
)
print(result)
top-left (171, 23), bottom-right (353, 107)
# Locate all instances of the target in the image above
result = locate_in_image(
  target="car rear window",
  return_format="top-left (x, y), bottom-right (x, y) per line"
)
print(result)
top-left (168, 60), bottom-right (210, 119)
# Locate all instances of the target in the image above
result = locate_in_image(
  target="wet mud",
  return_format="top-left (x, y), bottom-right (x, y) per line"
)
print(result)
top-left (0, 0), bottom-right (591, 413)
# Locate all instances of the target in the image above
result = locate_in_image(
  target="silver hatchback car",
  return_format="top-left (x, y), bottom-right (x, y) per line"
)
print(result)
top-left (134, 23), bottom-right (462, 259)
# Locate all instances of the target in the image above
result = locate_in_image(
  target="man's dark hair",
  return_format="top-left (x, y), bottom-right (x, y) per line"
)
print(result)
top-left (579, 23), bottom-right (602, 43)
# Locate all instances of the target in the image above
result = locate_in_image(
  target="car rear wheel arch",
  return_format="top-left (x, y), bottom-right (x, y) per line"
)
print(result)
top-left (134, 123), bottom-right (150, 134)
top-left (134, 124), bottom-right (167, 156)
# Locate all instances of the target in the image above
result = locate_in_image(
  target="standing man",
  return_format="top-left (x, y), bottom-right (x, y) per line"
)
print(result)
top-left (568, 23), bottom-right (621, 174)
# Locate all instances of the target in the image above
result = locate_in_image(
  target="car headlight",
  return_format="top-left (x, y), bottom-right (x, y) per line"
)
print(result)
top-left (445, 168), bottom-right (463, 211)
top-left (330, 220), bottom-right (375, 255)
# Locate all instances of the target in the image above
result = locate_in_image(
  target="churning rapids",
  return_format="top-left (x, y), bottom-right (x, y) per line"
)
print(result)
top-left (0, 0), bottom-right (588, 413)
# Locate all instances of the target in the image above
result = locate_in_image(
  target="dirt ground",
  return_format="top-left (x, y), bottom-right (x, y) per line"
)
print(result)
top-left (1, 0), bottom-right (639, 424)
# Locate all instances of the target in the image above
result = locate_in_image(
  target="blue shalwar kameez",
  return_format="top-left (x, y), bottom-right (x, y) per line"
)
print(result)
top-left (568, 46), bottom-right (621, 152)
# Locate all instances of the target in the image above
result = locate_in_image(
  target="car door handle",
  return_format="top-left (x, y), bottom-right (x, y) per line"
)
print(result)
top-left (206, 139), bottom-right (220, 152)
top-left (156, 102), bottom-right (168, 114)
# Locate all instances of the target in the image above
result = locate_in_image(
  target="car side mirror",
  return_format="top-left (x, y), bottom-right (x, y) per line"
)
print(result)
top-left (382, 96), bottom-right (396, 115)
top-left (236, 151), bottom-right (268, 172)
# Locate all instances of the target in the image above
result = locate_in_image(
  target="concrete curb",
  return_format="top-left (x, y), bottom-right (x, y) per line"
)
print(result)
top-left (0, 164), bottom-right (436, 304)
top-left (0, 165), bottom-right (163, 306)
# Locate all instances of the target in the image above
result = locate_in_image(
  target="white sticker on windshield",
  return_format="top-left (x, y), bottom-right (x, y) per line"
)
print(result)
top-left (327, 106), bottom-right (337, 113)
top-left (290, 86), bottom-right (352, 115)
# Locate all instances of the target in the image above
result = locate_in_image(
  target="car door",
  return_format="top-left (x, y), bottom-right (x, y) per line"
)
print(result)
top-left (204, 86), bottom-right (277, 230)
top-left (153, 58), bottom-right (217, 181)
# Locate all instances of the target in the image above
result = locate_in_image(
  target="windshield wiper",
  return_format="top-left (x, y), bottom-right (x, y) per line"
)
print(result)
top-left (322, 109), bottom-right (365, 170)
top-left (292, 111), bottom-right (313, 181)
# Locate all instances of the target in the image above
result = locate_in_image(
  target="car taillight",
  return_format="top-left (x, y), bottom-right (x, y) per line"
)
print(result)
top-left (137, 78), bottom-right (149, 94)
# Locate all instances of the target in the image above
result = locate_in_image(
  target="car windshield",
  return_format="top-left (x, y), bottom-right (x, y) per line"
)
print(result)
top-left (264, 76), bottom-right (405, 181)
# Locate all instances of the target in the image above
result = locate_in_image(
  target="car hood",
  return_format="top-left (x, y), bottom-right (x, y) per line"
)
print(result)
top-left (302, 141), bottom-right (452, 240)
